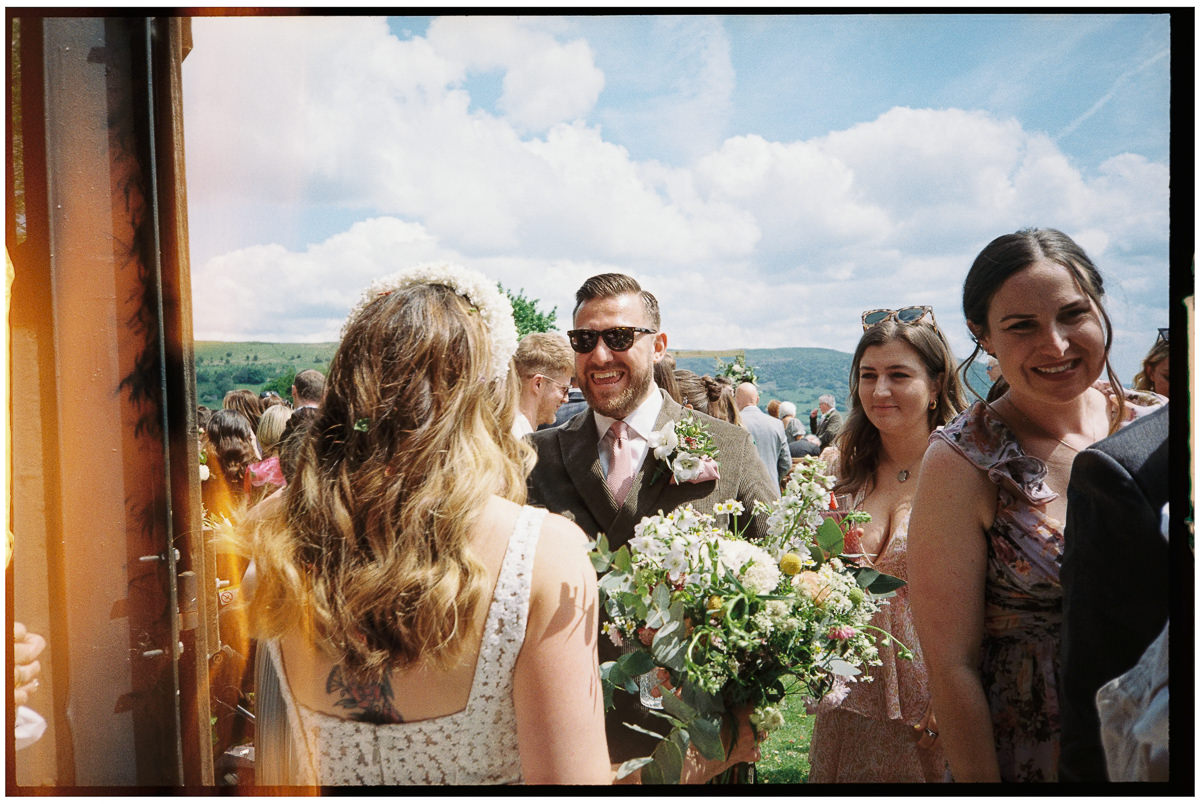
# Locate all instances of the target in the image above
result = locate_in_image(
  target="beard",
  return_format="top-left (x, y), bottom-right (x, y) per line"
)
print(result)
top-left (584, 359), bottom-right (655, 420)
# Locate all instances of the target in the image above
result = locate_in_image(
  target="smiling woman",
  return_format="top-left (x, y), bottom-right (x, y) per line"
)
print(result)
top-left (907, 228), bottom-right (1165, 783)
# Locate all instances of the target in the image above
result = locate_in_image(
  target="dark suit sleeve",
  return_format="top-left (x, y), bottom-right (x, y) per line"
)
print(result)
top-left (775, 437), bottom-right (791, 484)
top-left (1059, 448), bottom-right (1169, 782)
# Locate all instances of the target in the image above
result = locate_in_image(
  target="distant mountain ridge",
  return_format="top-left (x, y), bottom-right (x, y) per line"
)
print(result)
top-left (194, 341), bottom-right (992, 413)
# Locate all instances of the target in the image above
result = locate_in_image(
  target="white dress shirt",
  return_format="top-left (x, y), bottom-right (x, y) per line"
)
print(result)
top-left (593, 384), bottom-right (664, 480)
top-left (511, 412), bottom-right (534, 438)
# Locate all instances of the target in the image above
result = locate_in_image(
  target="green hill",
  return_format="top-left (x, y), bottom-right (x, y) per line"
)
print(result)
top-left (194, 341), bottom-right (336, 408)
top-left (193, 342), bottom-right (993, 414)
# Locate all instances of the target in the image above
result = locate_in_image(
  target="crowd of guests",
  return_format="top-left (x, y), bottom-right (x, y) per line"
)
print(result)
top-left (193, 227), bottom-right (1173, 788)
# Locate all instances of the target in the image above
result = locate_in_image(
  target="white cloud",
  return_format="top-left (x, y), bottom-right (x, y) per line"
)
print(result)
top-left (184, 16), bottom-right (1170, 383)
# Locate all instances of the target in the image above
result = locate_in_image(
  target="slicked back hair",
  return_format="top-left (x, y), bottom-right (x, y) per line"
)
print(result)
top-left (573, 273), bottom-right (660, 330)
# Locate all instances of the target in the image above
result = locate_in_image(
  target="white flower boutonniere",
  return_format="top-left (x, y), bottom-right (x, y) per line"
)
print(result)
top-left (648, 414), bottom-right (720, 485)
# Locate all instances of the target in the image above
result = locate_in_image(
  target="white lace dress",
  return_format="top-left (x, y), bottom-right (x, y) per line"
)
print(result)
top-left (261, 505), bottom-right (545, 786)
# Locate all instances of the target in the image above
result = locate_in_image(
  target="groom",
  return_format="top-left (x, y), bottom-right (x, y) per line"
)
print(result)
top-left (527, 272), bottom-right (779, 765)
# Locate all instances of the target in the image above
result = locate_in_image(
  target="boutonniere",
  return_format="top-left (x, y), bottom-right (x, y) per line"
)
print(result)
top-left (647, 414), bottom-right (720, 485)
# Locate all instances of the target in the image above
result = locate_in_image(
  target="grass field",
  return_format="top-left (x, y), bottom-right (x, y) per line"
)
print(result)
top-left (756, 691), bottom-right (815, 784)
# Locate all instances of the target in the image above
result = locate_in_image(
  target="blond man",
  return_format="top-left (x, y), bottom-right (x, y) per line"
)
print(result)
top-left (512, 332), bottom-right (574, 436)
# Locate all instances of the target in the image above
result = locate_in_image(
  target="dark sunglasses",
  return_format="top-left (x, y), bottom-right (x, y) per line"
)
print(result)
top-left (567, 326), bottom-right (657, 353)
top-left (1156, 327), bottom-right (1169, 345)
top-left (861, 305), bottom-right (936, 331)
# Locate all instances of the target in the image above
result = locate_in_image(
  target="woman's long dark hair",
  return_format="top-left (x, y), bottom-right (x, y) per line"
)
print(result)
top-left (833, 320), bottom-right (967, 497)
top-left (960, 227), bottom-right (1125, 430)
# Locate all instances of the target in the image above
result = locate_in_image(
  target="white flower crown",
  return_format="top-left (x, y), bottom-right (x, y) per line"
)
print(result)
top-left (342, 263), bottom-right (518, 382)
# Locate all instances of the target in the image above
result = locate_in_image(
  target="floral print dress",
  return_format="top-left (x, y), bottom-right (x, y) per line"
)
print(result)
top-left (932, 388), bottom-right (1162, 782)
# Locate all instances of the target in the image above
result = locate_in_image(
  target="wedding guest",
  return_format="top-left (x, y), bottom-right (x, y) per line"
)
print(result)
top-left (203, 409), bottom-right (259, 519)
top-left (736, 382), bottom-right (791, 487)
top-left (512, 332), bottom-right (574, 437)
top-left (276, 406), bottom-right (318, 484)
top-left (256, 403), bottom-right (293, 460)
top-left (251, 264), bottom-right (610, 785)
top-left (808, 308), bottom-right (966, 783)
top-left (246, 404), bottom-right (293, 500)
top-left (291, 368), bottom-right (325, 410)
top-left (653, 351), bottom-right (682, 405)
top-left (224, 389), bottom-right (263, 432)
top-left (673, 368), bottom-right (707, 411)
top-left (552, 380), bottom-right (588, 428)
top-left (260, 390), bottom-right (287, 409)
top-left (766, 399), bottom-right (781, 419)
top-left (706, 374), bottom-right (744, 426)
top-left (197, 405), bottom-right (213, 434)
top-left (527, 272), bottom-right (775, 779)
top-left (809, 394), bottom-right (843, 450)
top-left (779, 401), bottom-right (819, 458)
top-left (908, 228), bottom-right (1164, 782)
top-left (1059, 404), bottom-right (1170, 781)
top-left (1131, 330), bottom-right (1169, 398)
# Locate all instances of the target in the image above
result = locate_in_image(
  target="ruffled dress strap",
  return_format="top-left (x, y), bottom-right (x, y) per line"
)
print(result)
top-left (930, 401), bottom-right (1056, 507)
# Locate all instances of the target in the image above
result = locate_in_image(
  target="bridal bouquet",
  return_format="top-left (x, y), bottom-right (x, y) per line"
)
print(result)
top-left (591, 458), bottom-right (906, 783)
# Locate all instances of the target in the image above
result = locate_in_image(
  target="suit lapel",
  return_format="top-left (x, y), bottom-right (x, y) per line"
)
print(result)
top-left (558, 410), bottom-right (619, 530)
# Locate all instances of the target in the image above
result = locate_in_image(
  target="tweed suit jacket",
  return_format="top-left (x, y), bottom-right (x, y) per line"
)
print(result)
top-left (527, 391), bottom-right (778, 550)
top-left (810, 408), bottom-right (843, 450)
top-left (527, 391), bottom-right (780, 764)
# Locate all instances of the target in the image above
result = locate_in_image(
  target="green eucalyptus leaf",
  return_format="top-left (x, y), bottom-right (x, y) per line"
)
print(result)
top-left (656, 685), bottom-right (696, 721)
top-left (854, 568), bottom-right (880, 589)
top-left (816, 517), bottom-right (845, 558)
top-left (652, 582), bottom-right (671, 612)
top-left (680, 679), bottom-right (723, 716)
top-left (612, 545), bottom-right (633, 573)
top-left (640, 760), bottom-right (664, 785)
top-left (650, 615), bottom-right (687, 672)
top-left (867, 571), bottom-right (907, 595)
top-left (651, 732), bottom-right (685, 784)
top-left (615, 756), bottom-right (654, 780)
top-left (621, 720), bottom-right (667, 741)
top-left (688, 715), bottom-right (725, 760)
top-left (617, 649), bottom-right (657, 678)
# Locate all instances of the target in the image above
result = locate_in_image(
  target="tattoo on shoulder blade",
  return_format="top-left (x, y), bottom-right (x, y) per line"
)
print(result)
top-left (326, 665), bottom-right (404, 724)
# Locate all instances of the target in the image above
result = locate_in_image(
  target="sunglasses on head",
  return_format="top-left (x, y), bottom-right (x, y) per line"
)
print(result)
top-left (861, 305), bottom-right (936, 331)
top-left (567, 326), bottom-right (657, 354)
top-left (1156, 327), bottom-right (1169, 345)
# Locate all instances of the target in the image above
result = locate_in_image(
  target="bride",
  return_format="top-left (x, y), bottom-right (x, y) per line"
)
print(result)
top-left (249, 265), bottom-right (610, 786)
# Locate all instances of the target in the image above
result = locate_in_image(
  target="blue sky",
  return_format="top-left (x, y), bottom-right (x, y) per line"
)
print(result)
top-left (183, 12), bottom-right (1174, 382)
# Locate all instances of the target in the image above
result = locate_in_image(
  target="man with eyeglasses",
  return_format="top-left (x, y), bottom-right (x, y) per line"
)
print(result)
top-left (527, 272), bottom-right (778, 770)
top-left (511, 332), bottom-right (575, 437)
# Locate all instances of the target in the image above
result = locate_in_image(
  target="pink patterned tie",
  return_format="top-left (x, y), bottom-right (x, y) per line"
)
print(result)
top-left (605, 420), bottom-right (634, 506)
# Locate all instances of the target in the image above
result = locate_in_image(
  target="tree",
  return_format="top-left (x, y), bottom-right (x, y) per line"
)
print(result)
top-left (500, 284), bottom-right (558, 337)
top-left (261, 368), bottom-right (297, 400)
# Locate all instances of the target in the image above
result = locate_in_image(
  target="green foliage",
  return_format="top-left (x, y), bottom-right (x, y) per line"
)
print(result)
top-left (260, 368), bottom-right (296, 400)
top-left (232, 365), bottom-right (267, 385)
top-left (501, 284), bottom-right (558, 337)
top-left (193, 341), bottom-right (334, 408)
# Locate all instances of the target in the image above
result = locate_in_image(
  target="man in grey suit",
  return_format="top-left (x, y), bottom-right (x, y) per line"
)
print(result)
top-left (809, 393), bottom-right (843, 450)
top-left (735, 382), bottom-right (790, 488)
top-left (527, 273), bottom-right (779, 766)
top-left (1059, 403), bottom-right (1172, 782)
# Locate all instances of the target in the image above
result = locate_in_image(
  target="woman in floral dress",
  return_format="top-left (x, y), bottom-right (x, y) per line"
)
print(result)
top-left (908, 229), bottom-right (1163, 782)
top-left (808, 308), bottom-right (966, 783)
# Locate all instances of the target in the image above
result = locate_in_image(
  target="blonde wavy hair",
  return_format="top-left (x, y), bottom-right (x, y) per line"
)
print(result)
top-left (251, 282), bottom-right (534, 682)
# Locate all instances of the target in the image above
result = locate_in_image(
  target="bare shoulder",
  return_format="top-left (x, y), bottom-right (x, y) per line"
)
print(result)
top-left (531, 510), bottom-right (593, 578)
top-left (913, 438), bottom-right (996, 535)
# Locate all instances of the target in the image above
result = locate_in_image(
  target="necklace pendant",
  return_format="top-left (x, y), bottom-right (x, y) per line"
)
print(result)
top-left (897, 469), bottom-right (910, 483)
